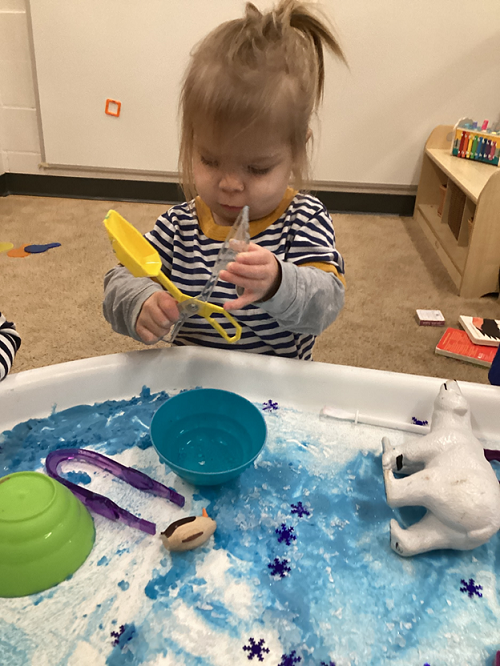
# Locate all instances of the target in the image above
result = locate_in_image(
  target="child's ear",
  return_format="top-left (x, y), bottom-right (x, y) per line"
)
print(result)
top-left (306, 128), bottom-right (313, 143)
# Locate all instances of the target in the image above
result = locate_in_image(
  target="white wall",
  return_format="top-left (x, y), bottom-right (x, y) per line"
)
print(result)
top-left (0, 0), bottom-right (39, 175)
top-left (0, 0), bottom-right (160, 181)
top-left (2, 0), bottom-right (500, 190)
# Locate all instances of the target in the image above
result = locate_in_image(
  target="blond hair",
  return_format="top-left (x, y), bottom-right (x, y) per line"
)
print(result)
top-left (179, 0), bottom-right (345, 200)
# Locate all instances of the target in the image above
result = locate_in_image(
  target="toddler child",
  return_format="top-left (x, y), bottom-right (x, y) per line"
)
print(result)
top-left (104, 0), bottom-right (346, 360)
top-left (0, 312), bottom-right (21, 380)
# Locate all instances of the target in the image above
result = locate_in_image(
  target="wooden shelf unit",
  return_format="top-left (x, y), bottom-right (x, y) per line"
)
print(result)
top-left (414, 125), bottom-right (500, 298)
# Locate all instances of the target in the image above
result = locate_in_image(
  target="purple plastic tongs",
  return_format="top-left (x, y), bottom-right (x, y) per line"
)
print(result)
top-left (45, 448), bottom-right (185, 535)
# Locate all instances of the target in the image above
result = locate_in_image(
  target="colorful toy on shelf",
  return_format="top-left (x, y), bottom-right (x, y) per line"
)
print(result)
top-left (160, 508), bottom-right (217, 552)
top-left (452, 118), bottom-right (499, 166)
top-left (46, 448), bottom-right (185, 535)
top-left (382, 380), bottom-right (500, 557)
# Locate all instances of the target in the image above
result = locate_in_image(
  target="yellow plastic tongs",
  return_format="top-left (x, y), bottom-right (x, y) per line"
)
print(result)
top-left (104, 209), bottom-right (249, 343)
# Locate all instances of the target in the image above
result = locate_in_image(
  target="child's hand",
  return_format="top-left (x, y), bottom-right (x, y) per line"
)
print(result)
top-left (136, 292), bottom-right (179, 344)
top-left (220, 243), bottom-right (281, 310)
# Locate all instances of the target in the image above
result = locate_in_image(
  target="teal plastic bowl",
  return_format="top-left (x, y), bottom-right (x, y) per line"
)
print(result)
top-left (151, 388), bottom-right (267, 485)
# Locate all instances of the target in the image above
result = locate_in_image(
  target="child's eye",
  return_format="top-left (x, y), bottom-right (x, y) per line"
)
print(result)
top-left (200, 156), bottom-right (218, 168)
top-left (248, 165), bottom-right (272, 175)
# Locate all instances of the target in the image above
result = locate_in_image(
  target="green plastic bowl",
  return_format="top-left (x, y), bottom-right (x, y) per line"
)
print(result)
top-left (0, 471), bottom-right (95, 598)
top-left (151, 388), bottom-right (267, 486)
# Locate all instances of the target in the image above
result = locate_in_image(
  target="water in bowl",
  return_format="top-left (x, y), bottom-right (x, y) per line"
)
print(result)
top-left (167, 413), bottom-right (252, 473)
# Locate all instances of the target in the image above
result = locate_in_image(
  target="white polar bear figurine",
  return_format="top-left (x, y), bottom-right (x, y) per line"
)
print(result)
top-left (382, 380), bottom-right (500, 557)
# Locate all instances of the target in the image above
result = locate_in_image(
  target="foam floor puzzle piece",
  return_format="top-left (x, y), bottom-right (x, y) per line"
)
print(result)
top-left (0, 242), bottom-right (14, 254)
top-left (24, 242), bottom-right (61, 254)
top-left (7, 244), bottom-right (31, 258)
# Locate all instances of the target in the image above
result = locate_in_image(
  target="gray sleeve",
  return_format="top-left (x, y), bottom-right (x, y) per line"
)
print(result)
top-left (103, 265), bottom-right (162, 341)
top-left (258, 260), bottom-right (345, 335)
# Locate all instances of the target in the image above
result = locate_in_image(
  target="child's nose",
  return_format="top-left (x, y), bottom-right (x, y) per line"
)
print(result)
top-left (219, 172), bottom-right (244, 192)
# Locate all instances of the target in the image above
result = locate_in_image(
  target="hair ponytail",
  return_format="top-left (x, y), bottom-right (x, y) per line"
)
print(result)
top-left (286, 2), bottom-right (346, 103)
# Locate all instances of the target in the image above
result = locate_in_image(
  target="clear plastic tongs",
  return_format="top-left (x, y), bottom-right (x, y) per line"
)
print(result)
top-left (104, 206), bottom-right (250, 344)
top-left (168, 205), bottom-right (250, 343)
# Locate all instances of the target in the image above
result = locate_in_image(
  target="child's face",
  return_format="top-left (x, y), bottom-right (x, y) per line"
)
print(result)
top-left (192, 123), bottom-right (294, 226)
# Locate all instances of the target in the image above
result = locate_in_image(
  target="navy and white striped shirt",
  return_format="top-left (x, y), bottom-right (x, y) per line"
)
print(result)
top-left (0, 312), bottom-right (21, 380)
top-left (144, 188), bottom-right (345, 360)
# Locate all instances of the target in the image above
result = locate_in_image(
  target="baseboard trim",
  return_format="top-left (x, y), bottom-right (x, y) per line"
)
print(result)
top-left (310, 189), bottom-right (415, 216)
top-left (0, 173), bottom-right (416, 216)
top-left (0, 173), bottom-right (183, 205)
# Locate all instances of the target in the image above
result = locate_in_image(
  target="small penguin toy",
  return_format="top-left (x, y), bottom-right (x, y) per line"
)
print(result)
top-left (160, 508), bottom-right (217, 552)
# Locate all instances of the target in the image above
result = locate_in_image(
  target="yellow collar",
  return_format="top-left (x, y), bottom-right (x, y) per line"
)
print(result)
top-left (195, 187), bottom-right (297, 241)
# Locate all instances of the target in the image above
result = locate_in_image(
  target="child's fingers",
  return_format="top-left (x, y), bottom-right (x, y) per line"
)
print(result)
top-left (156, 292), bottom-right (180, 323)
top-left (220, 265), bottom-right (270, 282)
top-left (220, 245), bottom-right (280, 306)
top-left (232, 243), bottom-right (270, 265)
top-left (137, 310), bottom-right (171, 343)
top-left (136, 292), bottom-right (179, 343)
top-left (136, 322), bottom-right (163, 345)
top-left (219, 271), bottom-right (274, 301)
top-left (223, 293), bottom-right (259, 311)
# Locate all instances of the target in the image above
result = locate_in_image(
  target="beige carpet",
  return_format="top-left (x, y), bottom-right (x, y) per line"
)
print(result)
top-left (1, 194), bottom-right (498, 384)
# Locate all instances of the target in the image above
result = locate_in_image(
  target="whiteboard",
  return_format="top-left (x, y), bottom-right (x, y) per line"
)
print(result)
top-left (29, 0), bottom-right (500, 187)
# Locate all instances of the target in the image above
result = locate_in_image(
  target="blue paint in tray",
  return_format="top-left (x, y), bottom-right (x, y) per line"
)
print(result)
top-left (1, 386), bottom-right (500, 665)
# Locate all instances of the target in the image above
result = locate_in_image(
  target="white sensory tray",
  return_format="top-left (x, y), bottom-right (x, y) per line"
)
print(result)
top-left (1, 347), bottom-right (500, 666)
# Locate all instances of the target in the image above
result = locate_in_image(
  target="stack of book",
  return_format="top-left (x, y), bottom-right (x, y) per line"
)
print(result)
top-left (435, 316), bottom-right (500, 368)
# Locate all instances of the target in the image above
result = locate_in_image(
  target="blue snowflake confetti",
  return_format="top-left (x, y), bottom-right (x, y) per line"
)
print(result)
top-left (268, 557), bottom-right (291, 578)
top-left (275, 523), bottom-right (296, 546)
top-left (460, 578), bottom-right (483, 598)
top-left (320, 662), bottom-right (336, 666)
top-left (411, 417), bottom-right (429, 426)
top-left (278, 650), bottom-right (301, 665)
top-left (242, 637), bottom-right (270, 661)
top-left (262, 400), bottom-right (279, 412)
top-left (290, 501), bottom-right (310, 518)
top-left (110, 622), bottom-right (135, 648)
top-left (110, 625), bottom-right (125, 646)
